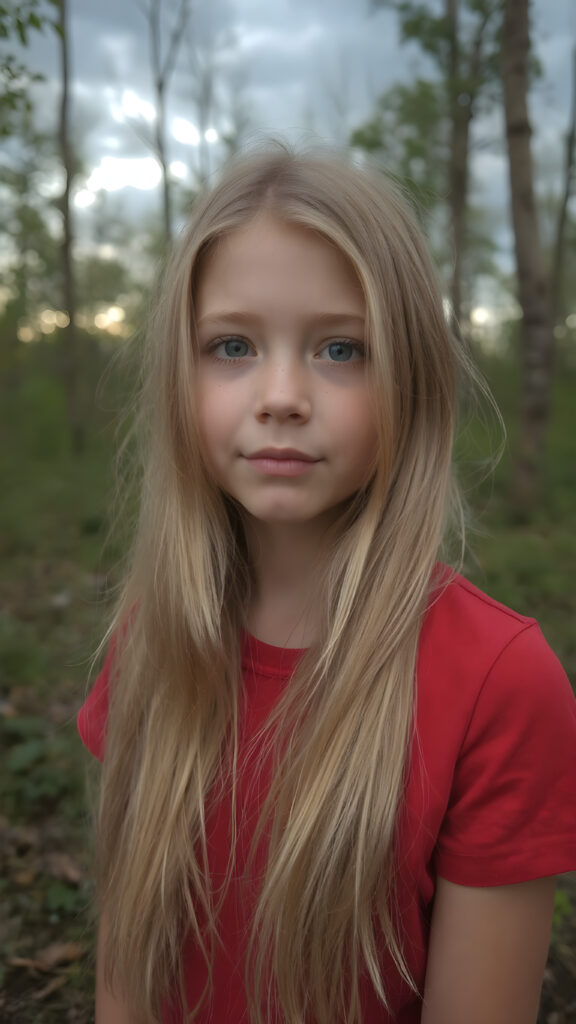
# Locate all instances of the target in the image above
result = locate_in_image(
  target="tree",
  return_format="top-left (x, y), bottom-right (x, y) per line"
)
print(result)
top-left (350, 78), bottom-right (447, 221)
top-left (351, 76), bottom-right (501, 296)
top-left (55, 0), bottom-right (84, 452)
top-left (0, 115), bottom-right (63, 315)
top-left (501, 0), bottom-right (553, 508)
top-left (143, 0), bottom-right (190, 241)
top-left (180, 19), bottom-right (251, 184)
top-left (182, 19), bottom-right (218, 186)
top-left (0, 110), bottom-right (66, 398)
top-left (0, 0), bottom-right (52, 137)
top-left (219, 63), bottom-right (252, 158)
top-left (366, 0), bottom-right (504, 328)
top-left (550, 44), bottom-right (576, 326)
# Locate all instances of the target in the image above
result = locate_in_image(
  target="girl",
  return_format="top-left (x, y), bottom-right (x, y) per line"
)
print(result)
top-left (78, 147), bottom-right (576, 1024)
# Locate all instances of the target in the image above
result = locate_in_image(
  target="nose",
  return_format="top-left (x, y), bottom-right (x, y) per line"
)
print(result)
top-left (254, 356), bottom-right (312, 423)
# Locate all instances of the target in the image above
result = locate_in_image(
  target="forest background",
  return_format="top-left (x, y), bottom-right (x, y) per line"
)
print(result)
top-left (1, 0), bottom-right (575, 1021)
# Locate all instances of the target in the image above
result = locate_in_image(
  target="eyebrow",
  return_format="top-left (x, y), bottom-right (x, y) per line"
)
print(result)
top-left (196, 311), bottom-right (366, 328)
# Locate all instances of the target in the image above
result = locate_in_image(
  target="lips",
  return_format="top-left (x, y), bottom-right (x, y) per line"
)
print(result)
top-left (244, 448), bottom-right (321, 477)
top-left (247, 448), bottom-right (319, 462)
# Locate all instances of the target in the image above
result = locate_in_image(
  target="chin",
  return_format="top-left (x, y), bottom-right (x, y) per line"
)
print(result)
top-left (250, 507), bottom-right (318, 524)
top-left (243, 499), bottom-right (346, 529)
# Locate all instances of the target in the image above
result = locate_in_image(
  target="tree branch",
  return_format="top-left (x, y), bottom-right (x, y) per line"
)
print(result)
top-left (162, 0), bottom-right (190, 86)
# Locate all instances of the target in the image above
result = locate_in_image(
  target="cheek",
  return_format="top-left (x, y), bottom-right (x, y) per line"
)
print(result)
top-left (195, 384), bottom-right (239, 458)
top-left (334, 396), bottom-right (379, 465)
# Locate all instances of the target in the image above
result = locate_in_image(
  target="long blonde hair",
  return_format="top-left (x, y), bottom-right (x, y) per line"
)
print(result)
top-left (97, 146), bottom-right (472, 1023)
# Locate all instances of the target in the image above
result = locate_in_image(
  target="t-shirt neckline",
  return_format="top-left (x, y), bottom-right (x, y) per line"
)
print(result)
top-left (241, 631), bottom-right (307, 678)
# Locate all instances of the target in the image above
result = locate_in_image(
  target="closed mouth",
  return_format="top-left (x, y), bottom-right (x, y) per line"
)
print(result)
top-left (247, 449), bottom-right (319, 462)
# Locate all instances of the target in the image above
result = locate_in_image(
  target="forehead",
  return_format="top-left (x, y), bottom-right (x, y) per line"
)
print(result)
top-left (195, 216), bottom-right (365, 319)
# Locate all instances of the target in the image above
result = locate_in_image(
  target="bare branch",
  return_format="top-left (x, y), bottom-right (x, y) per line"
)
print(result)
top-left (162, 0), bottom-right (190, 86)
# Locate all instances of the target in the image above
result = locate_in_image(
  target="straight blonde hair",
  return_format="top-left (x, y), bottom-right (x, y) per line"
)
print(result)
top-left (96, 146), bottom-right (476, 1023)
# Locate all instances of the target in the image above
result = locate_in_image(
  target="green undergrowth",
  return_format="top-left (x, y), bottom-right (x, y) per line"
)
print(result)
top-left (460, 350), bottom-right (576, 683)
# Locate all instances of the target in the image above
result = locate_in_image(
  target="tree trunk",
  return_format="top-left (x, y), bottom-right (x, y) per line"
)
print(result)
top-left (501, 0), bottom-right (553, 510)
top-left (446, 0), bottom-right (471, 331)
top-left (149, 0), bottom-right (172, 243)
top-left (57, 0), bottom-right (84, 453)
top-left (550, 44), bottom-right (576, 325)
top-left (154, 78), bottom-right (173, 242)
top-left (448, 102), bottom-right (472, 330)
top-left (147, 0), bottom-right (190, 243)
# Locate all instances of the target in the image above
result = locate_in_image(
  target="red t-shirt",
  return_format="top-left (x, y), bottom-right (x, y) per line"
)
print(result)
top-left (78, 575), bottom-right (576, 1022)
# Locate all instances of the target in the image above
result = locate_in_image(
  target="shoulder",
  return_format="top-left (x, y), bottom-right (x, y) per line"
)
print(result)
top-left (412, 570), bottom-right (576, 885)
top-left (422, 570), bottom-right (537, 656)
top-left (418, 570), bottom-right (569, 711)
top-left (422, 570), bottom-right (575, 748)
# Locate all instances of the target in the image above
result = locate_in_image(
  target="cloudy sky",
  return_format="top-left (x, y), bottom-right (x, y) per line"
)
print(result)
top-left (9, 0), bottom-right (576, 273)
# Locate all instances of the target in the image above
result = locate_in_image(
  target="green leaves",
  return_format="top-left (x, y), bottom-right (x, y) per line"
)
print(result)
top-left (0, 1), bottom-right (51, 46)
top-left (351, 78), bottom-right (447, 222)
top-left (0, 0), bottom-right (57, 138)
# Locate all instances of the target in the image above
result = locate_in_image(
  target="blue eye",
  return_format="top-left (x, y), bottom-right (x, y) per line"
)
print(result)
top-left (320, 340), bottom-right (363, 363)
top-left (215, 336), bottom-right (251, 359)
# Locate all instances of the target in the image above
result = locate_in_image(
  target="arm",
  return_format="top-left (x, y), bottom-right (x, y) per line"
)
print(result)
top-left (421, 875), bottom-right (556, 1024)
top-left (96, 911), bottom-right (136, 1024)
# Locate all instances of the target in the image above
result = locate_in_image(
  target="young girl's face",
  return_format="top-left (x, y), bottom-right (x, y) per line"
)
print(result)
top-left (194, 215), bottom-right (378, 531)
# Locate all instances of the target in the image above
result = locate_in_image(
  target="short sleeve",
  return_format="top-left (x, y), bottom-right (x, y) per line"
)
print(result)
top-left (435, 624), bottom-right (576, 885)
top-left (77, 642), bottom-right (114, 761)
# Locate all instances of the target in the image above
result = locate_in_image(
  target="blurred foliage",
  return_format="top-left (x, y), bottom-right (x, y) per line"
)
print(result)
top-left (351, 81), bottom-right (506, 309)
top-left (370, 0), bottom-right (506, 101)
top-left (0, 0), bottom-right (57, 137)
top-left (460, 335), bottom-right (576, 682)
top-left (0, 112), bottom-right (64, 317)
top-left (351, 79), bottom-right (447, 219)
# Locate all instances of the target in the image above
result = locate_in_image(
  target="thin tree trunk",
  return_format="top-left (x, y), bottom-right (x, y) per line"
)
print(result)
top-left (149, 0), bottom-right (172, 242)
top-left (196, 65), bottom-right (212, 186)
top-left (446, 0), bottom-right (470, 330)
top-left (501, 0), bottom-right (554, 509)
top-left (446, 0), bottom-right (495, 333)
top-left (448, 104), bottom-right (472, 330)
top-left (57, 0), bottom-right (83, 453)
top-left (550, 44), bottom-right (576, 325)
top-left (155, 80), bottom-right (172, 242)
top-left (147, 0), bottom-right (190, 243)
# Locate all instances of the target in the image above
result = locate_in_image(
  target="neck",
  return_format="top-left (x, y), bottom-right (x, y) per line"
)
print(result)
top-left (244, 518), bottom-right (338, 648)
